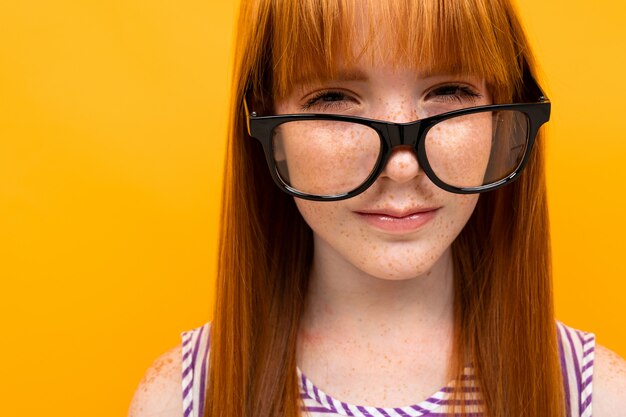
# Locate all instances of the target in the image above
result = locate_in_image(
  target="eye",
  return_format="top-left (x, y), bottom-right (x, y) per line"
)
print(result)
top-left (301, 90), bottom-right (357, 112)
top-left (427, 84), bottom-right (483, 103)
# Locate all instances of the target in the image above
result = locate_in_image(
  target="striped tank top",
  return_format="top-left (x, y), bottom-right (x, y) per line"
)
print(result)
top-left (180, 321), bottom-right (594, 417)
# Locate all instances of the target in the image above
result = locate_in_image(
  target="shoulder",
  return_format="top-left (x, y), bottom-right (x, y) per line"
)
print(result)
top-left (592, 343), bottom-right (626, 417)
top-left (128, 344), bottom-right (184, 417)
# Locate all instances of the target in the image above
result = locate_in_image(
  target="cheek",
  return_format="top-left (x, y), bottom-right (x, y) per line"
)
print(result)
top-left (273, 121), bottom-right (381, 196)
top-left (424, 113), bottom-right (492, 188)
top-left (293, 192), bottom-right (480, 281)
top-left (294, 199), bottom-right (344, 235)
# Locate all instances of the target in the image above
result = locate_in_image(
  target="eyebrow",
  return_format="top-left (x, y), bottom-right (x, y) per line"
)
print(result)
top-left (290, 68), bottom-right (483, 92)
top-left (293, 68), bottom-right (369, 86)
top-left (329, 68), bottom-right (369, 82)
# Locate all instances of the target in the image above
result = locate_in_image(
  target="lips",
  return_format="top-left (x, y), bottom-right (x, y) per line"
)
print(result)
top-left (355, 207), bottom-right (439, 233)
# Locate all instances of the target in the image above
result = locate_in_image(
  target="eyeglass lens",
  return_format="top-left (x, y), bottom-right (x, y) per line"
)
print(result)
top-left (272, 109), bottom-right (530, 196)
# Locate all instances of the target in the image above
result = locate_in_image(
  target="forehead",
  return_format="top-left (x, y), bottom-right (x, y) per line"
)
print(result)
top-left (264, 0), bottom-right (518, 101)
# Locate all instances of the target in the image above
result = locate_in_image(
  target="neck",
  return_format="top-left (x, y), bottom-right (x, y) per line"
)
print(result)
top-left (300, 236), bottom-right (455, 341)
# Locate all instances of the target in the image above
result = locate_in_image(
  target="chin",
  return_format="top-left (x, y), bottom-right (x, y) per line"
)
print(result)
top-left (353, 256), bottom-right (446, 282)
top-left (340, 238), bottom-right (455, 281)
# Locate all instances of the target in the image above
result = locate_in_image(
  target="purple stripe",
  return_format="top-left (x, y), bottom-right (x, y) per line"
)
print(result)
top-left (582, 359), bottom-right (594, 372)
top-left (181, 331), bottom-right (194, 417)
top-left (341, 401), bottom-right (355, 416)
top-left (298, 364), bottom-right (478, 417)
top-left (441, 386), bottom-right (481, 393)
top-left (438, 399), bottom-right (483, 405)
top-left (581, 390), bottom-right (593, 413)
top-left (411, 404), bottom-right (429, 413)
top-left (424, 396), bottom-right (443, 405)
top-left (575, 329), bottom-right (590, 356)
top-left (581, 374), bottom-right (592, 389)
top-left (393, 408), bottom-right (414, 417)
top-left (356, 405), bottom-right (375, 416)
top-left (198, 326), bottom-right (210, 417)
top-left (182, 333), bottom-right (193, 351)
top-left (576, 329), bottom-right (594, 360)
top-left (183, 382), bottom-right (192, 398)
top-left (303, 406), bottom-right (341, 413)
top-left (183, 402), bottom-right (193, 417)
top-left (191, 325), bottom-right (205, 375)
top-left (301, 373), bottom-right (309, 396)
top-left (181, 324), bottom-right (204, 417)
top-left (323, 393), bottom-right (339, 413)
top-left (564, 326), bottom-right (583, 416)
top-left (313, 384), bottom-right (323, 404)
top-left (557, 324), bottom-right (572, 417)
top-left (376, 408), bottom-right (392, 417)
top-left (180, 325), bottom-right (206, 417)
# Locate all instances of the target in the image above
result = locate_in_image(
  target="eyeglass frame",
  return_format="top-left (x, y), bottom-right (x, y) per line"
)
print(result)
top-left (244, 75), bottom-right (551, 201)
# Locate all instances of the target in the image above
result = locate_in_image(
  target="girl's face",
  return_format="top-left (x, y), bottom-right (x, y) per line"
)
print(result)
top-left (274, 60), bottom-right (492, 280)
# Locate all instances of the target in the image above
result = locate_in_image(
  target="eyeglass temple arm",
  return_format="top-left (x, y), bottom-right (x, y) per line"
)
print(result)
top-left (243, 98), bottom-right (254, 135)
top-left (524, 67), bottom-right (550, 103)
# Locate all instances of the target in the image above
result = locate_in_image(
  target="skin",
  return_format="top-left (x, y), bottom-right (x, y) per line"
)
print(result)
top-left (278, 66), bottom-right (487, 405)
top-left (128, 21), bottom-right (626, 417)
top-left (127, 342), bottom-right (626, 417)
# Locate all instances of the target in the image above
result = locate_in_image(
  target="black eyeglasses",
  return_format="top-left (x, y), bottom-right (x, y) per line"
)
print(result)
top-left (245, 77), bottom-right (550, 201)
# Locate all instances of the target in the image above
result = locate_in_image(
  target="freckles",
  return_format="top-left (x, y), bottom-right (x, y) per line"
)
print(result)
top-left (374, 96), bottom-right (413, 121)
top-left (297, 181), bottom-right (478, 281)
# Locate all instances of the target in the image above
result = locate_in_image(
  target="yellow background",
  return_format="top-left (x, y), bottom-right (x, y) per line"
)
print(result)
top-left (0, 1), bottom-right (624, 416)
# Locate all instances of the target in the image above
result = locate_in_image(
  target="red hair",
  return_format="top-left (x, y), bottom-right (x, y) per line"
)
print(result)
top-left (207, 1), bottom-right (564, 416)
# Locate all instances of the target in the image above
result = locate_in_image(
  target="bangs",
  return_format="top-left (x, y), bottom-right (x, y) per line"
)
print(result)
top-left (262, 0), bottom-right (524, 103)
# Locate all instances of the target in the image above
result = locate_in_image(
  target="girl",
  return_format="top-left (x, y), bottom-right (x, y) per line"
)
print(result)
top-left (129, 0), bottom-right (626, 416)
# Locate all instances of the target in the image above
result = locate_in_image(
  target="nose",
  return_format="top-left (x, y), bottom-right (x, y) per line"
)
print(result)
top-left (379, 145), bottom-right (420, 184)
top-left (374, 98), bottom-right (421, 183)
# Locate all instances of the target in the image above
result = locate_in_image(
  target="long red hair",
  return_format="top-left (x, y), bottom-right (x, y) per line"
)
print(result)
top-left (206, 1), bottom-right (564, 416)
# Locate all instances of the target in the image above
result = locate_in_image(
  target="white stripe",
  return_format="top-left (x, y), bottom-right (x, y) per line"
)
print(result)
top-left (318, 390), bottom-right (335, 411)
top-left (181, 330), bottom-right (194, 417)
top-left (180, 324), bottom-right (212, 417)
top-left (419, 397), bottom-right (442, 411)
top-left (183, 354), bottom-right (193, 370)
top-left (182, 370), bottom-right (193, 389)
top-left (182, 390), bottom-right (192, 410)
top-left (397, 406), bottom-right (422, 417)
top-left (344, 403), bottom-right (361, 415)
top-left (427, 390), bottom-right (446, 401)
top-left (582, 351), bottom-right (595, 367)
top-left (360, 406), bottom-right (387, 417)
top-left (581, 404), bottom-right (592, 417)
top-left (329, 396), bottom-right (347, 414)
top-left (384, 408), bottom-right (411, 417)
top-left (305, 376), bottom-right (316, 397)
top-left (581, 382), bottom-right (593, 404)
top-left (567, 325), bottom-right (584, 360)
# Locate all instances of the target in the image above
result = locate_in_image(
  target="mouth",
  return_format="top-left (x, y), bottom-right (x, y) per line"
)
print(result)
top-left (354, 207), bottom-right (439, 233)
